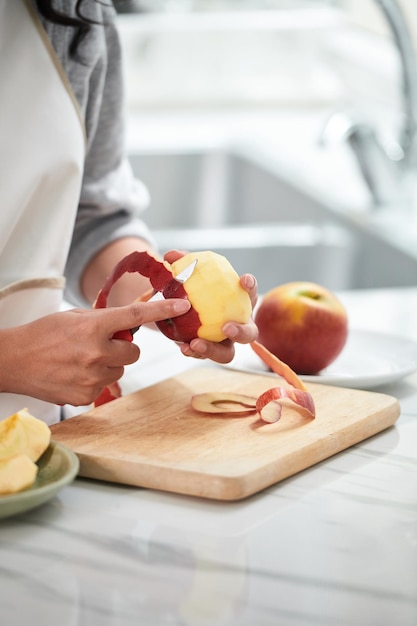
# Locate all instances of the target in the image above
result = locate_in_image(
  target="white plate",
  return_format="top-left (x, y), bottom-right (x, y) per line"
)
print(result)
top-left (225, 330), bottom-right (417, 389)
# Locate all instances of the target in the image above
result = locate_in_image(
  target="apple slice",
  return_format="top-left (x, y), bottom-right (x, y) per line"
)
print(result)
top-left (17, 409), bottom-right (52, 461)
top-left (0, 409), bottom-right (51, 496)
top-left (0, 413), bottom-right (27, 461)
top-left (0, 454), bottom-right (38, 495)
top-left (0, 408), bottom-right (50, 462)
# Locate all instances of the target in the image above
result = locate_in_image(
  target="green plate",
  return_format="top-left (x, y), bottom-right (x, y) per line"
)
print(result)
top-left (0, 440), bottom-right (79, 520)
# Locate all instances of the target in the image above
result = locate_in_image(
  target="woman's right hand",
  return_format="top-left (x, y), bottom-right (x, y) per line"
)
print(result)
top-left (0, 298), bottom-right (190, 407)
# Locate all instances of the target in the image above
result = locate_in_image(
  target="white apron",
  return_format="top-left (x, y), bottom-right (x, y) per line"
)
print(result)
top-left (0, 1), bottom-right (85, 424)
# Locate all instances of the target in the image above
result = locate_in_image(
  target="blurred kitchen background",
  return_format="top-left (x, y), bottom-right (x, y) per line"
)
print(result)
top-left (113, 0), bottom-right (417, 294)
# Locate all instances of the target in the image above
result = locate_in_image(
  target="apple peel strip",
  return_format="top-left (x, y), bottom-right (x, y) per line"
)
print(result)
top-left (94, 250), bottom-right (173, 310)
top-left (191, 341), bottom-right (315, 424)
top-left (92, 251), bottom-right (174, 407)
top-left (250, 341), bottom-right (315, 422)
top-left (255, 386), bottom-right (315, 423)
top-left (250, 340), bottom-right (308, 391)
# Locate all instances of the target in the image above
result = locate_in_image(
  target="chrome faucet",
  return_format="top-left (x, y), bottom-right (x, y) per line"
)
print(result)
top-left (321, 0), bottom-right (417, 207)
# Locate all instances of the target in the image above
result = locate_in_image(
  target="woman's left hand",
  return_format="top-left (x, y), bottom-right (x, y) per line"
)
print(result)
top-left (179, 272), bottom-right (259, 364)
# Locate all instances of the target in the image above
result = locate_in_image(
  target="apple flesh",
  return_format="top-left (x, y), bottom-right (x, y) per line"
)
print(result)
top-left (0, 408), bottom-right (51, 494)
top-left (0, 408), bottom-right (51, 462)
top-left (156, 251), bottom-right (252, 343)
top-left (0, 454), bottom-right (38, 495)
top-left (254, 281), bottom-right (348, 374)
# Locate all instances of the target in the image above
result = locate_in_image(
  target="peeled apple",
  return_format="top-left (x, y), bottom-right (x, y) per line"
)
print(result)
top-left (156, 251), bottom-right (252, 342)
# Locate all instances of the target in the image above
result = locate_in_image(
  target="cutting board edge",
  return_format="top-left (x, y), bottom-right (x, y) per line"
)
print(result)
top-left (75, 451), bottom-right (256, 501)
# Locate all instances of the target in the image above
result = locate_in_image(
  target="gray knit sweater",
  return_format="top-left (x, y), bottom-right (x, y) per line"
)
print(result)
top-left (36, 0), bottom-right (155, 306)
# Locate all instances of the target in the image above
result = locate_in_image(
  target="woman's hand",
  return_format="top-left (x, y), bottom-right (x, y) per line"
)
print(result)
top-left (0, 298), bottom-right (190, 407)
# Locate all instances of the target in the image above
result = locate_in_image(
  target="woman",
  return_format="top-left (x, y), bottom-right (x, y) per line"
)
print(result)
top-left (0, 0), bottom-right (258, 424)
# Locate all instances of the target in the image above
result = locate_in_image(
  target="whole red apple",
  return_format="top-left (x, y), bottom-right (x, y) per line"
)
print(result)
top-left (254, 281), bottom-right (348, 374)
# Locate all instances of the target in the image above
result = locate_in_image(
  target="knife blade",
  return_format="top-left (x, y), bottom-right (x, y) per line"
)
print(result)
top-left (147, 258), bottom-right (198, 302)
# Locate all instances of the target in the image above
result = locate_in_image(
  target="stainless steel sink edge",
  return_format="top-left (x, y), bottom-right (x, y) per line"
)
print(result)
top-left (128, 148), bottom-right (417, 290)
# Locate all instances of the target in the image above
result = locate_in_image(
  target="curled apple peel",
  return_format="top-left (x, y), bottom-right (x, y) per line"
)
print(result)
top-left (191, 340), bottom-right (315, 424)
top-left (255, 386), bottom-right (315, 423)
top-left (94, 250), bottom-right (173, 310)
top-left (250, 340), bottom-right (315, 422)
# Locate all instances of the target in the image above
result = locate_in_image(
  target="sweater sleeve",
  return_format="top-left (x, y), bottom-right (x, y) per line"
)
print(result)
top-left (42, 2), bottom-right (156, 307)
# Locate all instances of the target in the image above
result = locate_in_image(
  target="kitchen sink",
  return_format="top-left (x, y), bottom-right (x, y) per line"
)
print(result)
top-left (129, 149), bottom-right (417, 293)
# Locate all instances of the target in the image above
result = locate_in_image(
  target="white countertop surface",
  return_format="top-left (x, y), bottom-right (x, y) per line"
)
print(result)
top-left (2, 286), bottom-right (417, 626)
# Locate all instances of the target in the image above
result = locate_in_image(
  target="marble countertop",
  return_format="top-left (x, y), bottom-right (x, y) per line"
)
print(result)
top-left (1, 286), bottom-right (417, 626)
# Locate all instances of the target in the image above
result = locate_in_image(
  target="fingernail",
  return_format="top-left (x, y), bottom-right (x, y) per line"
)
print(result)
top-left (191, 339), bottom-right (207, 354)
top-left (223, 323), bottom-right (238, 338)
top-left (172, 299), bottom-right (191, 313)
top-left (245, 274), bottom-right (256, 289)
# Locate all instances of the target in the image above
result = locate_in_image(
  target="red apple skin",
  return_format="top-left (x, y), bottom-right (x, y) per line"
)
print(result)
top-left (254, 282), bottom-right (348, 374)
top-left (156, 278), bottom-right (201, 342)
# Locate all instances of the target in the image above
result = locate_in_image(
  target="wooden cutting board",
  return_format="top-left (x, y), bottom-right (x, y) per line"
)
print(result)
top-left (51, 367), bottom-right (400, 501)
